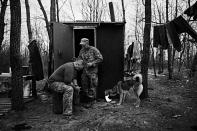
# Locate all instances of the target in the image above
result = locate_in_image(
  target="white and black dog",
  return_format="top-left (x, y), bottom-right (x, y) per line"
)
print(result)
top-left (105, 73), bottom-right (143, 107)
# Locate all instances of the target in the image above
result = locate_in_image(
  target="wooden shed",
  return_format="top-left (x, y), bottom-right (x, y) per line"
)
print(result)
top-left (51, 21), bottom-right (125, 98)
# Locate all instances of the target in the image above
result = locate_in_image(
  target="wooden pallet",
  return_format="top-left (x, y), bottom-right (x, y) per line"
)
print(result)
top-left (0, 98), bottom-right (11, 116)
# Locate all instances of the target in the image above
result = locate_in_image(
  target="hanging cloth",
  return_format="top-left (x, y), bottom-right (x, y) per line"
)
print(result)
top-left (28, 40), bottom-right (44, 81)
top-left (127, 42), bottom-right (134, 58)
top-left (153, 25), bottom-right (169, 49)
top-left (184, 1), bottom-right (197, 20)
top-left (159, 25), bottom-right (169, 49)
top-left (153, 26), bottom-right (160, 48)
top-left (166, 16), bottom-right (197, 52)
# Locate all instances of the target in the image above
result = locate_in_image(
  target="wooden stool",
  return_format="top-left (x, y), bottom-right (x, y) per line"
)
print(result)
top-left (52, 88), bottom-right (80, 114)
top-left (52, 91), bottom-right (63, 114)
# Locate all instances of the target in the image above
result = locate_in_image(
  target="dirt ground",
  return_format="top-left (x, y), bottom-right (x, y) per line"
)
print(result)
top-left (0, 69), bottom-right (197, 131)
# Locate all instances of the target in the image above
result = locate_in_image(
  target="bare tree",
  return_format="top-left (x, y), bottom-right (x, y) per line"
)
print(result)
top-left (171, 0), bottom-right (178, 71)
top-left (37, 0), bottom-right (50, 40)
top-left (25, 0), bottom-right (33, 40)
top-left (121, 0), bottom-right (125, 22)
top-left (134, 0), bottom-right (144, 47)
top-left (37, 0), bottom-right (52, 76)
top-left (0, 0), bottom-right (8, 50)
top-left (140, 0), bottom-right (151, 99)
top-left (155, 0), bottom-right (164, 74)
top-left (69, 0), bottom-right (75, 21)
top-left (10, 0), bottom-right (24, 110)
top-left (151, 43), bottom-right (157, 77)
top-left (56, 0), bottom-right (60, 22)
top-left (50, 0), bottom-right (56, 22)
top-left (121, 0), bottom-right (126, 55)
top-left (166, 0), bottom-right (173, 79)
top-left (81, 0), bottom-right (106, 22)
top-left (190, 52), bottom-right (197, 77)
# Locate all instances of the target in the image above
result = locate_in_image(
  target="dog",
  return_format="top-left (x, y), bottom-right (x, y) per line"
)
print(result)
top-left (105, 73), bottom-right (143, 107)
top-left (132, 74), bottom-right (143, 107)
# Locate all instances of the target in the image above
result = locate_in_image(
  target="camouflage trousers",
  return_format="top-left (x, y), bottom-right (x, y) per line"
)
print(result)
top-left (81, 72), bottom-right (98, 100)
top-left (50, 82), bottom-right (76, 115)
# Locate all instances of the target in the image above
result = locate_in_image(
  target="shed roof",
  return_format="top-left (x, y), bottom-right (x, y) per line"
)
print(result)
top-left (60, 21), bottom-right (125, 26)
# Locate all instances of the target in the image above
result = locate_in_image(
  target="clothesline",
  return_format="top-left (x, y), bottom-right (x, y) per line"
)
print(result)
top-left (147, 13), bottom-right (189, 26)
top-left (153, 15), bottom-right (197, 52)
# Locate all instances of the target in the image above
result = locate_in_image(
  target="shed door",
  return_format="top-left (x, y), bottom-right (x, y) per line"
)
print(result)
top-left (53, 22), bottom-right (73, 70)
top-left (97, 24), bottom-right (124, 98)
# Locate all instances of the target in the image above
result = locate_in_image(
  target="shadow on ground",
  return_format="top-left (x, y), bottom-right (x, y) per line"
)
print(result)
top-left (0, 70), bottom-right (197, 131)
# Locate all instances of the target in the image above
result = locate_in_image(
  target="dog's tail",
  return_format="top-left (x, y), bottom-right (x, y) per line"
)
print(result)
top-left (133, 74), bottom-right (142, 84)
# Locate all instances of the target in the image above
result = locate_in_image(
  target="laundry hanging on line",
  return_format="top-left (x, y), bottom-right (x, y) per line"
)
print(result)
top-left (184, 1), bottom-right (197, 20)
top-left (28, 40), bottom-right (44, 81)
top-left (153, 25), bottom-right (169, 50)
top-left (127, 42), bottom-right (134, 58)
top-left (153, 16), bottom-right (197, 52)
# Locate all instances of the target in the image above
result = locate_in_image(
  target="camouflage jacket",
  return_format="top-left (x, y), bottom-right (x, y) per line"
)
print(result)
top-left (78, 46), bottom-right (103, 74)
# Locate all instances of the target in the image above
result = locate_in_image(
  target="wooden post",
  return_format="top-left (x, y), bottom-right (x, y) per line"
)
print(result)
top-left (32, 76), bottom-right (37, 98)
top-left (109, 2), bottom-right (115, 22)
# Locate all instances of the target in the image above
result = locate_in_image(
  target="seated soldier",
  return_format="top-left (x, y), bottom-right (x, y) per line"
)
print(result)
top-left (48, 60), bottom-right (83, 116)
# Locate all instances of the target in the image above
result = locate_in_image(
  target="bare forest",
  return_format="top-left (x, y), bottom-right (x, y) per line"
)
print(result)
top-left (0, 0), bottom-right (197, 130)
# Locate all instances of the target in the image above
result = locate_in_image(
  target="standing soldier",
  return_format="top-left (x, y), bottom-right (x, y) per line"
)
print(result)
top-left (78, 38), bottom-right (103, 105)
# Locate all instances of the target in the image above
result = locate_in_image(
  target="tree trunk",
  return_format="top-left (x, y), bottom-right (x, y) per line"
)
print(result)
top-left (37, 0), bottom-right (50, 38)
top-left (49, 0), bottom-right (56, 76)
top-left (56, 0), bottom-right (59, 22)
top-left (37, 0), bottom-right (52, 77)
top-left (151, 44), bottom-right (157, 77)
top-left (10, 0), bottom-right (24, 111)
top-left (121, 0), bottom-right (125, 22)
top-left (158, 47), bottom-right (163, 74)
top-left (25, 0), bottom-right (33, 40)
top-left (178, 37), bottom-right (186, 72)
top-left (155, 0), bottom-right (163, 74)
top-left (140, 0), bottom-right (151, 99)
top-left (50, 0), bottom-right (56, 22)
top-left (186, 39), bottom-right (190, 68)
top-left (134, 1), bottom-right (139, 42)
top-left (0, 0), bottom-right (8, 50)
top-left (161, 49), bottom-right (164, 72)
top-left (166, 0), bottom-right (173, 79)
top-left (191, 52), bottom-right (197, 77)
top-left (172, 0), bottom-right (178, 71)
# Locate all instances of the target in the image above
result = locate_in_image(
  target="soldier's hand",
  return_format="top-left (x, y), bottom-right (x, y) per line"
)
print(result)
top-left (87, 62), bottom-right (93, 67)
top-left (87, 62), bottom-right (95, 67)
top-left (72, 85), bottom-right (80, 90)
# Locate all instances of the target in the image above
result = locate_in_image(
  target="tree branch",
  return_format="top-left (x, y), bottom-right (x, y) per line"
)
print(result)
top-left (69, 1), bottom-right (75, 21)
top-left (37, 0), bottom-right (50, 39)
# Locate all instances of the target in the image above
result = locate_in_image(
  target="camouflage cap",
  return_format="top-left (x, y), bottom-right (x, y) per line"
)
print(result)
top-left (80, 38), bottom-right (89, 45)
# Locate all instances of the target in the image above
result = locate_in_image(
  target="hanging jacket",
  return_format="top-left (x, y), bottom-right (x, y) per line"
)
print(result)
top-left (127, 42), bottom-right (134, 59)
top-left (153, 26), bottom-right (160, 48)
top-left (159, 25), bottom-right (169, 49)
top-left (28, 40), bottom-right (44, 81)
top-left (153, 25), bottom-right (169, 49)
top-left (166, 16), bottom-right (197, 52)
